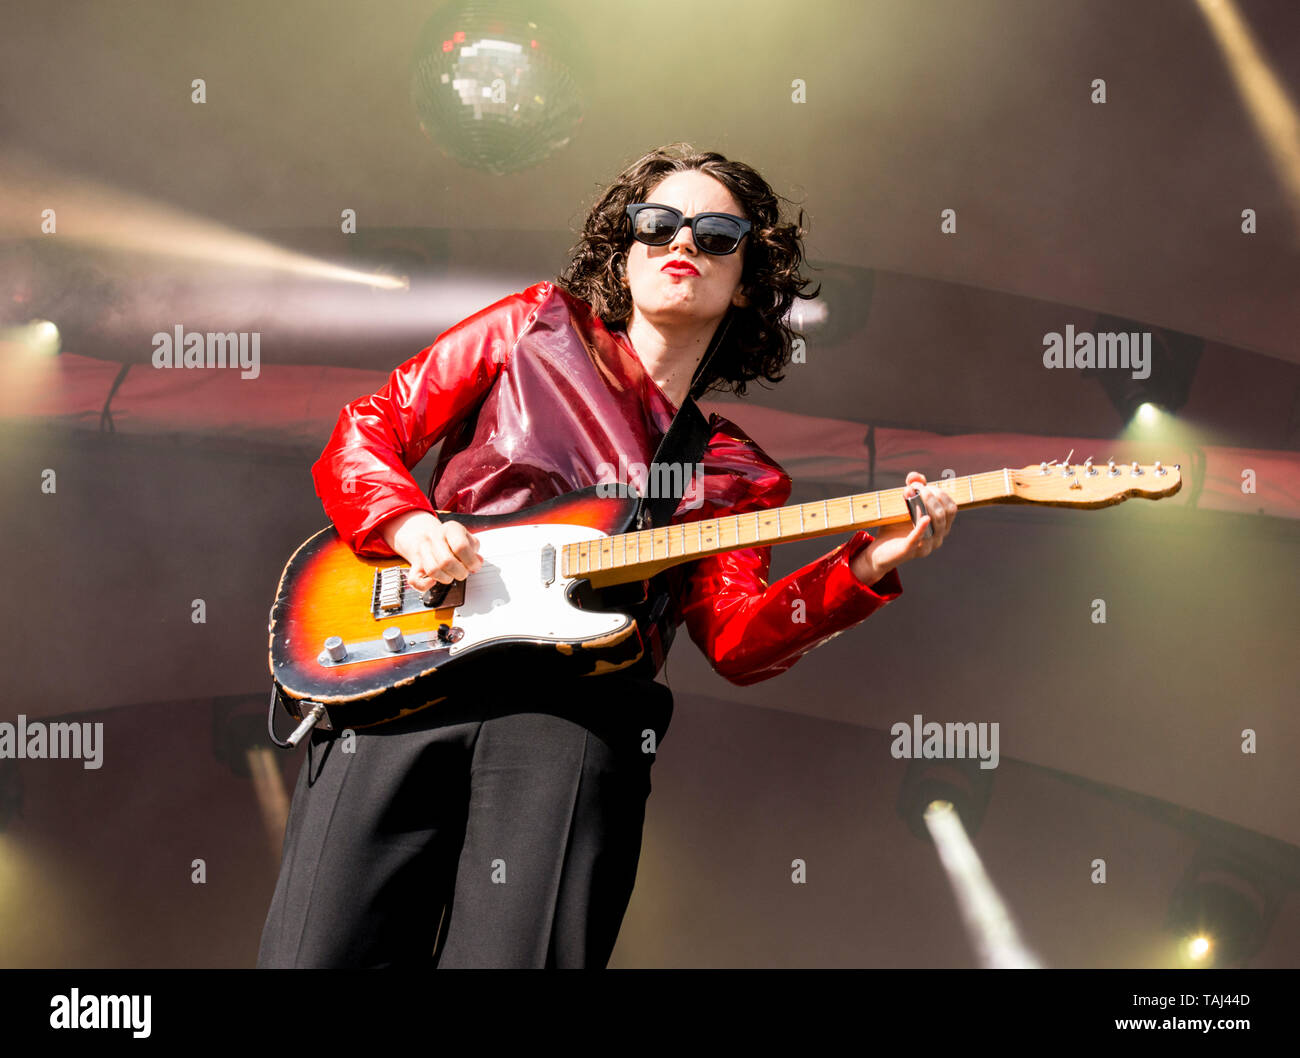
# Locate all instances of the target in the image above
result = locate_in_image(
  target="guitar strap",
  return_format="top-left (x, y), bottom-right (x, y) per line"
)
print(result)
top-left (628, 396), bottom-right (710, 679)
top-left (638, 395), bottom-right (711, 532)
top-left (628, 310), bottom-right (732, 677)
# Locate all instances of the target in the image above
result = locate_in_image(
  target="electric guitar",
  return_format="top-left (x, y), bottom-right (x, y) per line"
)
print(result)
top-left (268, 459), bottom-right (1181, 741)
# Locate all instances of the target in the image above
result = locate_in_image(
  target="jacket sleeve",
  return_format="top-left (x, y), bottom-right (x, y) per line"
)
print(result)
top-left (673, 441), bottom-right (903, 687)
top-left (310, 283), bottom-right (545, 557)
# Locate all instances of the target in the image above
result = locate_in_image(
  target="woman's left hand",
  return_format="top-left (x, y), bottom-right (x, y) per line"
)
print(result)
top-left (850, 472), bottom-right (957, 585)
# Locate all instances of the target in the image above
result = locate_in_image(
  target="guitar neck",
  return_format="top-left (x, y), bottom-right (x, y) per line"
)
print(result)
top-left (565, 469), bottom-right (1015, 588)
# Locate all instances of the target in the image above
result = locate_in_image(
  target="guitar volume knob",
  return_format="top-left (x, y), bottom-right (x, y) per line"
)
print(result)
top-left (324, 636), bottom-right (347, 661)
top-left (383, 627), bottom-right (407, 653)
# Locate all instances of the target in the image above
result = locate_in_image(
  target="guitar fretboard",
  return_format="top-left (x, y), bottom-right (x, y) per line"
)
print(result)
top-left (562, 469), bottom-right (1014, 586)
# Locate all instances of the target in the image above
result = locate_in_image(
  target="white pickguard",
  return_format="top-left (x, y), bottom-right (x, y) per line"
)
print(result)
top-left (445, 522), bottom-right (630, 655)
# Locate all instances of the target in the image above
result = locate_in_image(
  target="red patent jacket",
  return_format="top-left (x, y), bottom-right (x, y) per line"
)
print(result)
top-left (311, 281), bottom-right (902, 686)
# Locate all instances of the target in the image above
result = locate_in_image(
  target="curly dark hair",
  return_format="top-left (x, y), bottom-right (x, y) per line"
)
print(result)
top-left (556, 142), bottom-right (821, 400)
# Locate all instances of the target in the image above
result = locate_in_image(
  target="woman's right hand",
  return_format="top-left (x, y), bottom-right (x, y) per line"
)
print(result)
top-left (379, 509), bottom-right (483, 592)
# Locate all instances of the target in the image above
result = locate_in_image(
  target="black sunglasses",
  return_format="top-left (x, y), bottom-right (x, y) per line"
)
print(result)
top-left (625, 203), bottom-right (751, 256)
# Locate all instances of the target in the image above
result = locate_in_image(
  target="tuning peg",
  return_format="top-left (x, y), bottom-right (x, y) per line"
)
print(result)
top-left (1154, 460), bottom-right (1166, 476)
top-left (1131, 461), bottom-right (1143, 476)
top-left (1107, 458), bottom-right (1119, 477)
top-left (1084, 457), bottom-right (1098, 476)
top-left (1039, 461), bottom-right (1050, 475)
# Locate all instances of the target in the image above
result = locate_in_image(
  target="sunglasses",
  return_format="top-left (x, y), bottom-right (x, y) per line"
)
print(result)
top-left (625, 203), bottom-right (751, 256)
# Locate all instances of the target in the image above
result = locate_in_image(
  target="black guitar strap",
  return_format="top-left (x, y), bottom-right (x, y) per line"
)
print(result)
top-left (638, 395), bottom-right (711, 531)
top-left (629, 396), bottom-right (710, 679)
top-left (628, 310), bottom-right (732, 677)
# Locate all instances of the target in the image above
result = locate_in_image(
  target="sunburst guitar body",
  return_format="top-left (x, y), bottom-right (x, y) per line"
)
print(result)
top-left (269, 486), bottom-right (651, 734)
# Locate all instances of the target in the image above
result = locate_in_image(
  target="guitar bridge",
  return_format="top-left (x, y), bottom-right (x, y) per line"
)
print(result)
top-left (371, 566), bottom-right (465, 619)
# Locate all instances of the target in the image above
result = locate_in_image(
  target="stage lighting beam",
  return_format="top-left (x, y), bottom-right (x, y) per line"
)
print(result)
top-left (0, 154), bottom-right (406, 291)
top-left (923, 800), bottom-right (1042, 969)
top-left (1196, 0), bottom-right (1300, 235)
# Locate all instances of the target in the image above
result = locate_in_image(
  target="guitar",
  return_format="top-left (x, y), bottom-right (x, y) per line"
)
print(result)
top-left (268, 459), bottom-right (1181, 741)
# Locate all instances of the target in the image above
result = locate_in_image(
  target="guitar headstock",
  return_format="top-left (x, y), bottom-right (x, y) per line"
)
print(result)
top-left (1010, 459), bottom-right (1182, 508)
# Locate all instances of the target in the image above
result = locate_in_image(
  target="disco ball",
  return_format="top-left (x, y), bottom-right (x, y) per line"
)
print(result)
top-left (411, 0), bottom-right (584, 176)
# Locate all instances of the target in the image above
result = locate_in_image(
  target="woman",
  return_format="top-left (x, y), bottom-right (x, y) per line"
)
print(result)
top-left (257, 143), bottom-right (956, 969)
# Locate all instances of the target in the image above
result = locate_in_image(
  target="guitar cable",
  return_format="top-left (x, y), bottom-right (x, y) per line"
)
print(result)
top-left (266, 685), bottom-right (329, 750)
top-left (266, 685), bottom-right (296, 749)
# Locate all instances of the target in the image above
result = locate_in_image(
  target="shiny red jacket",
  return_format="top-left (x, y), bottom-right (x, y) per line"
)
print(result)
top-left (311, 281), bottom-right (902, 686)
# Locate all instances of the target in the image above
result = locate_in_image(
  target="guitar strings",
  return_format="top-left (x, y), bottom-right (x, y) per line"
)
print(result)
top-left (389, 472), bottom-right (1015, 574)
top-left (393, 467), bottom-right (1143, 575)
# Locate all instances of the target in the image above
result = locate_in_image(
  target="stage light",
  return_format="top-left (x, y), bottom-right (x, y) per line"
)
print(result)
top-left (0, 319), bottom-right (62, 356)
top-left (922, 797), bottom-right (1041, 968)
top-left (786, 297), bottom-right (828, 330)
top-left (245, 746), bottom-right (290, 858)
top-left (362, 247), bottom-right (428, 297)
top-left (781, 262), bottom-right (871, 346)
top-left (0, 153), bottom-right (408, 290)
top-left (897, 756), bottom-right (994, 840)
top-left (211, 697), bottom-right (288, 858)
top-left (364, 268), bottom-right (412, 294)
top-left (1087, 315), bottom-right (1203, 426)
top-left (1167, 853), bottom-right (1277, 967)
top-left (29, 319), bottom-right (59, 353)
top-left (899, 762), bottom-right (1039, 966)
top-left (1196, 0), bottom-right (1300, 235)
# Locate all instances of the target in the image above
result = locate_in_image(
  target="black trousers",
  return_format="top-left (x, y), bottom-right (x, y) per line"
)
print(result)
top-left (256, 671), bottom-right (673, 968)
